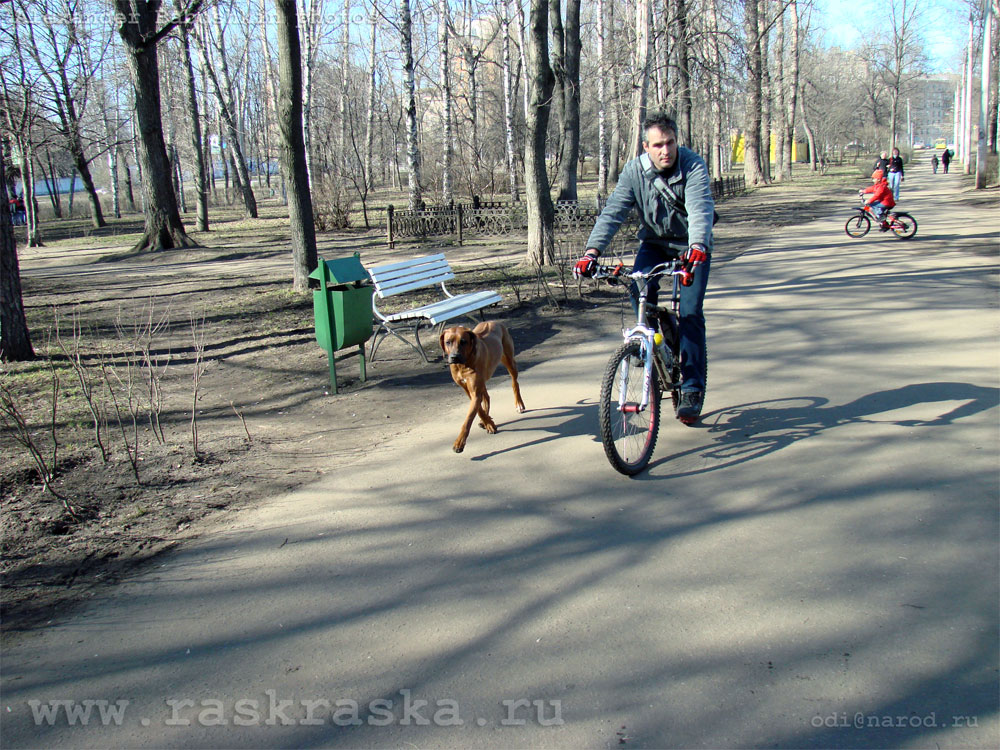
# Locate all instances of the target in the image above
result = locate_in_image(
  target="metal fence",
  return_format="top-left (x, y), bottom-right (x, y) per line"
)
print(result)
top-left (385, 174), bottom-right (746, 247)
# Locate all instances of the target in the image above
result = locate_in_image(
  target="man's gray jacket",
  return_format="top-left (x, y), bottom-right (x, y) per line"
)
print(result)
top-left (586, 146), bottom-right (715, 256)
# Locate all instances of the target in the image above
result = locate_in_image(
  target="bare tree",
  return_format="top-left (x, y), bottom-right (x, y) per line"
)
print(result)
top-left (274, 0), bottom-right (317, 292)
top-left (114, 0), bottom-right (201, 252)
top-left (16, 0), bottom-right (108, 229)
top-left (742, 0), bottom-right (767, 184)
top-left (1, 136), bottom-right (34, 361)
top-left (524, 0), bottom-right (554, 266)
top-left (977, 0), bottom-right (994, 188)
top-left (439, 0), bottom-right (454, 202)
top-left (628, 0), bottom-right (653, 159)
top-left (866, 0), bottom-right (927, 151)
top-left (399, 0), bottom-right (422, 208)
top-left (175, 0), bottom-right (208, 231)
top-left (501, 0), bottom-right (519, 202)
top-left (195, 5), bottom-right (259, 217)
top-left (554, 0), bottom-right (581, 202)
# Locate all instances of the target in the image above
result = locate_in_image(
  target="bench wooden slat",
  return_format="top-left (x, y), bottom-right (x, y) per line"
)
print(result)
top-left (366, 252), bottom-right (448, 276)
top-left (371, 269), bottom-right (454, 297)
top-left (383, 291), bottom-right (502, 325)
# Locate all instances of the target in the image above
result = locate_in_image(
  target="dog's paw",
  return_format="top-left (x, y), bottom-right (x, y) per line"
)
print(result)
top-left (515, 402), bottom-right (526, 413)
top-left (452, 440), bottom-right (466, 453)
top-left (483, 421), bottom-right (497, 434)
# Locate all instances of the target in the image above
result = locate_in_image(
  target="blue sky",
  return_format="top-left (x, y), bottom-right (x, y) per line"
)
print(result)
top-left (811, 0), bottom-right (973, 74)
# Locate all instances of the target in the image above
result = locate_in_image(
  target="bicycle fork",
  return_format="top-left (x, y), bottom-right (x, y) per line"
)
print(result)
top-left (617, 325), bottom-right (674, 413)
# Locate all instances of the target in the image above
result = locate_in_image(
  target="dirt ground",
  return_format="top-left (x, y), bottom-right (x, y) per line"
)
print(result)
top-left (1, 163), bottom-right (964, 634)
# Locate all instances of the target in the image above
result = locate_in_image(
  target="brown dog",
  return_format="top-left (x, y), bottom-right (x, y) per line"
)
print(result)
top-left (439, 322), bottom-right (526, 453)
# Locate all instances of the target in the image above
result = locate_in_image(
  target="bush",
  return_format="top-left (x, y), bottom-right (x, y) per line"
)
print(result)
top-left (312, 175), bottom-right (354, 231)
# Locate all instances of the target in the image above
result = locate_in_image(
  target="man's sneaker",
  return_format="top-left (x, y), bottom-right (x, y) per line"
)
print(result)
top-left (676, 390), bottom-right (703, 425)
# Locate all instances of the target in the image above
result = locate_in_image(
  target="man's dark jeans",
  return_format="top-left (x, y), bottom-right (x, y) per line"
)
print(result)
top-left (632, 240), bottom-right (709, 393)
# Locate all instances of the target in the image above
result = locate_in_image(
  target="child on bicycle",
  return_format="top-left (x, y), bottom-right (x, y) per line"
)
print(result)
top-left (860, 169), bottom-right (895, 230)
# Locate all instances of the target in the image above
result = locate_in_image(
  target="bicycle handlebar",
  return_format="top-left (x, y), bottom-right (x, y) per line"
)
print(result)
top-left (592, 259), bottom-right (693, 287)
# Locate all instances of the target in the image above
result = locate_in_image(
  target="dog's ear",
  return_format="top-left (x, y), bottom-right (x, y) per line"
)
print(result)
top-left (464, 329), bottom-right (477, 355)
top-left (439, 330), bottom-right (447, 353)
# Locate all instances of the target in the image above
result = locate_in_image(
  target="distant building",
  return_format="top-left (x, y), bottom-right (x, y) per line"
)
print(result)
top-left (908, 74), bottom-right (961, 147)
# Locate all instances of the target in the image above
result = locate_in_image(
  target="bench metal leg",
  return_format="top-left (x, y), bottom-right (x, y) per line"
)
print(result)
top-left (369, 321), bottom-right (433, 363)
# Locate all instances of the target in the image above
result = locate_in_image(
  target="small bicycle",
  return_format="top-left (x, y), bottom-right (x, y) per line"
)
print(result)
top-left (845, 200), bottom-right (918, 240)
top-left (592, 259), bottom-right (690, 475)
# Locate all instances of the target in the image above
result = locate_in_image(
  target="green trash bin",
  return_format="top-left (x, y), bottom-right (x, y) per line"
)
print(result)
top-left (309, 254), bottom-right (374, 394)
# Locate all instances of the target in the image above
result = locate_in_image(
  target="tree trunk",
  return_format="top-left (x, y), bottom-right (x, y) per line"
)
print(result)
top-left (115, 0), bottom-right (197, 252)
top-left (758, 0), bottom-right (772, 182)
top-left (549, 0), bottom-right (566, 181)
top-left (976, 0), bottom-right (994, 189)
top-left (524, 0), bottom-right (555, 266)
top-left (742, 0), bottom-right (767, 185)
top-left (675, 0), bottom-right (692, 144)
top-left (597, 0), bottom-right (609, 195)
top-left (338, 0), bottom-right (350, 180)
top-left (42, 148), bottom-right (64, 218)
top-left (708, 0), bottom-right (724, 179)
top-left (555, 0), bottom-right (581, 202)
top-left (1, 138), bottom-right (34, 362)
top-left (502, 0), bottom-right (519, 202)
top-left (783, 0), bottom-right (800, 179)
top-left (177, 8), bottom-right (209, 231)
top-left (274, 0), bottom-right (317, 292)
top-left (628, 0), bottom-right (652, 159)
top-left (400, 0), bottom-right (422, 209)
top-left (198, 13), bottom-right (258, 217)
top-left (365, 10), bottom-right (378, 213)
top-left (774, 0), bottom-right (787, 180)
top-left (439, 0), bottom-right (453, 203)
top-left (799, 83), bottom-right (818, 171)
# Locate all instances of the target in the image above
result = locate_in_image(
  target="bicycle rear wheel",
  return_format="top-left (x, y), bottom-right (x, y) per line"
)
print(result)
top-left (889, 212), bottom-right (917, 239)
top-left (599, 341), bottom-right (660, 476)
top-left (845, 213), bottom-right (871, 238)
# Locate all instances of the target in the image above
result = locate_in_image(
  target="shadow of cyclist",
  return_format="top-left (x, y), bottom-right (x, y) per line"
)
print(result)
top-left (646, 381), bottom-right (998, 477)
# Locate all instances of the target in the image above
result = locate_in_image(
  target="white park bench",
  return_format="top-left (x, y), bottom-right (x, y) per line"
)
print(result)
top-left (366, 253), bottom-right (502, 363)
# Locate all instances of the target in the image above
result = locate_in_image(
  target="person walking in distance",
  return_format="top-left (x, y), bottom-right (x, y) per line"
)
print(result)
top-left (886, 147), bottom-right (904, 201)
top-left (941, 148), bottom-right (952, 173)
top-left (573, 113), bottom-right (715, 425)
top-left (931, 153), bottom-right (939, 173)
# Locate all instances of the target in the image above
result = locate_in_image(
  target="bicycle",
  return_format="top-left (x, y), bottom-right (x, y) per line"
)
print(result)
top-left (591, 258), bottom-right (690, 475)
top-left (844, 200), bottom-right (918, 240)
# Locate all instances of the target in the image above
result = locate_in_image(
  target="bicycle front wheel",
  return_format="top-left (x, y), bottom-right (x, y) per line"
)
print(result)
top-left (845, 213), bottom-right (871, 238)
top-left (599, 341), bottom-right (660, 476)
top-left (890, 212), bottom-right (917, 239)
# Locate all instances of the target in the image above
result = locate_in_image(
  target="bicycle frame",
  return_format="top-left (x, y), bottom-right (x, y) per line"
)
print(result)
top-left (598, 260), bottom-right (685, 413)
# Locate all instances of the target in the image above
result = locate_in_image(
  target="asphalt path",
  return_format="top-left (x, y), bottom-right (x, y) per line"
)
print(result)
top-left (3, 164), bottom-right (998, 749)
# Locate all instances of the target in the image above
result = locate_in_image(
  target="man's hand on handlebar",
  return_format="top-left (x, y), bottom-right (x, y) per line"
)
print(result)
top-left (573, 250), bottom-right (600, 279)
top-left (682, 243), bottom-right (707, 271)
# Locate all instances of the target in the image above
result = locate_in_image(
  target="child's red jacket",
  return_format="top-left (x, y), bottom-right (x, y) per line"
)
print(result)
top-left (862, 181), bottom-right (895, 208)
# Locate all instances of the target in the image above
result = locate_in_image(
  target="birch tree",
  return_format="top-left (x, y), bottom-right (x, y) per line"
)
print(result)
top-left (399, 0), bottom-right (422, 208)
top-left (439, 0), bottom-right (453, 202)
top-left (628, 0), bottom-right (653, 159)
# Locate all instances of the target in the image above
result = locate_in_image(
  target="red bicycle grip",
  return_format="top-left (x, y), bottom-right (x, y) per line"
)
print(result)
top-left (679, 270), bottom-right (694, 287)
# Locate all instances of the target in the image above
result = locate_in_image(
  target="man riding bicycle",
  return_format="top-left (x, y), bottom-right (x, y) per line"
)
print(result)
top-left (573, 113), bottom-right (715, 425)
